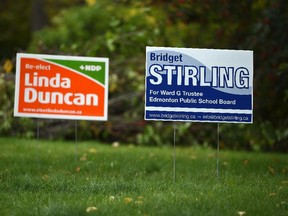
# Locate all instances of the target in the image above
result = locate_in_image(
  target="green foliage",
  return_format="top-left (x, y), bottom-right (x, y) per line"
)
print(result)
top-left (0, 60), bottom-right (35, 138)
top-left (0, 0), bottom-right (32, 59)
top-left (0, 0), bottom-right (83, 59)
top-left (1, 0), bottom-right (287, 151)
top-left (22, 0), bottom-right (287, 150)
top-left (242, 0), bottom-right (288, 151)
top-left (27, 0), bottom-right (169, 144)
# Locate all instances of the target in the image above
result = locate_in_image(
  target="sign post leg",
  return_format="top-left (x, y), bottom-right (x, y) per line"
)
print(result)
top-left (173, 122), bottom-right (177, 183)
top-left (75, 120), bottom-right (78, 163)
top-left (216, 123), bottom-right (220, 179)
top-left (36, 118), bottom-right (41, 169)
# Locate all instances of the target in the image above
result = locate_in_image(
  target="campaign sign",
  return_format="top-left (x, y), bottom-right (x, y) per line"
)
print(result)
top-left (145, 47), bottom-right (253, 123)
top-left (14, 53), bottom-right (109, 121)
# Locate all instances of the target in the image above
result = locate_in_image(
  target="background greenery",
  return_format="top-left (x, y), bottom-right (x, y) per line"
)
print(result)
top-left (0, 0), bottom-right (287, 152)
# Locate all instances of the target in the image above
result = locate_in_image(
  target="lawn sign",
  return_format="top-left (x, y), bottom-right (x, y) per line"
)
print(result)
top-left (14, 53), bottom-right (109, 121)
top-left (145, 46), bottom-right (253, 123)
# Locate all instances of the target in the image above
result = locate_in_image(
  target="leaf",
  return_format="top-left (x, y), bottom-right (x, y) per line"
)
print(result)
top-left (41, 175), bottom-right (49, 181)
top-left (237, 211), bottom-right (246, 216)
top-left (268, 166), bottom-right (275, 175)
top-left (112, 141), bottom-right (120, 147)
top-left (124, 197), bottom-right (133, 204)
top-left (86, 206), bottom-right (97, 212)
top-left (269, 192), bottom-right (276, 197)
top-left (75, 166), bottom-right (81, 172)
top-left (243, 160), bottom-right (249, 166)
top-left (3, 59), bottom-right (13, 73)
top-left (85, 0), bottom-right (96, 7)
top-left (135, 200), bottom-right (143, 205)
top-left (89, 148), bottom-right (97, 153)
top-left (80, 153), bottom-right (87, 161)
top-left (135, 196), bottom-right (144, 205)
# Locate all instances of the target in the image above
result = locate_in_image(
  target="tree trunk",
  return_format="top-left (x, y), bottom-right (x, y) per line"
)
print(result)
top-left (31, 0), bottom-right (48, 31)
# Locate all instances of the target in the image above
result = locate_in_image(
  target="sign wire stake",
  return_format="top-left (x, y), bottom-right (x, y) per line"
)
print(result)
top-left (36, 118), bottom-right (41, 169)
top-left (36, 118), bottom-right (40, 142)
top-left (216, 123), bottom-right (220, 179)
top-left (173, 121), bottom-right (177, 183)
top-left (75, 120), bottom-right (78, 163)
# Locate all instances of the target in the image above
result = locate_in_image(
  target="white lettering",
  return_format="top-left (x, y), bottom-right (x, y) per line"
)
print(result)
top-left (149, 65), bottom-right (162, 85)
top-left (148, 65), bottom-right (250, 89)
top-left (23, 88), bottom-right (98, 106)
top-left (24, 73), bottom-right (71, 88)
top-left (235, 67), bottom-right (249, 88)
top-left (24, 88), bottom-right (37, 103)
top-left (184, 66), bottom-right (197, 86)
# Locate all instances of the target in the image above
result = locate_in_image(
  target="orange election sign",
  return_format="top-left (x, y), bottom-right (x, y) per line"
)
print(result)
top-left (14, 53), bottom-right (109, 121)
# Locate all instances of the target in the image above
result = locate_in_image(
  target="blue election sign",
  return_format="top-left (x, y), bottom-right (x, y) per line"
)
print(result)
top-left (144, 47), bottom-right (253, 123)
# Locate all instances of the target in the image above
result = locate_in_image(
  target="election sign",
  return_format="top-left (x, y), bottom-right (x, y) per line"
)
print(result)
top-left (14, 53), bottom-right (109, 121)
top-left (145, 47), bottom-right (253, 123)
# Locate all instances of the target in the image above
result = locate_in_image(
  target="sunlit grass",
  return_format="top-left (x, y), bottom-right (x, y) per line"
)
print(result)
top-left (0, 137), bottom-right (287, 215)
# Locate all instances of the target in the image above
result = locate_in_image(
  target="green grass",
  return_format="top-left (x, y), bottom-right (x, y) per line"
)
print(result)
top-left (0, 137), bottom-right (287, 216)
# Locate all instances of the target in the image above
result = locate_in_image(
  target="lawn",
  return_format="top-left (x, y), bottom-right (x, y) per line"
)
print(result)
top-left (0, 137), bottom-right (287, 216)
